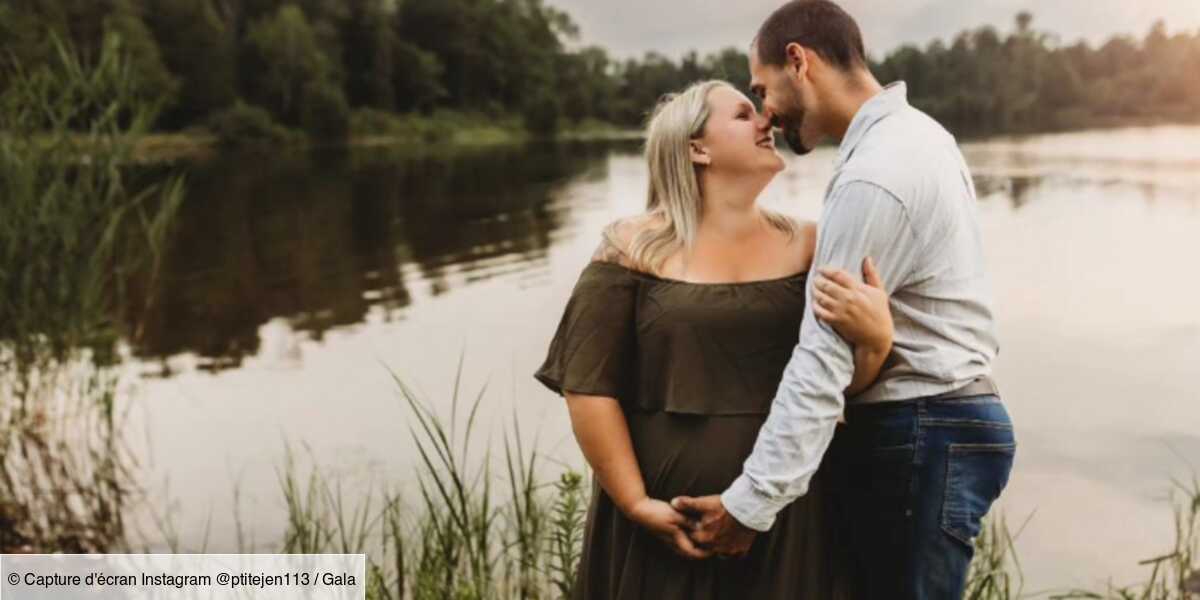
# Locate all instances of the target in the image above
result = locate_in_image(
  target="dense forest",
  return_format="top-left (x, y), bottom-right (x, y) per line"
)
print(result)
top-left (1, 0), bottom-right (1198, 141)
top-left (874, 13), bottom-right (1200, 135)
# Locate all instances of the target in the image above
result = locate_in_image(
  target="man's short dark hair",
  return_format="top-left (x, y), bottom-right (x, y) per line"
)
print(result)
top-left (754, 0), bottom-right (867, 71)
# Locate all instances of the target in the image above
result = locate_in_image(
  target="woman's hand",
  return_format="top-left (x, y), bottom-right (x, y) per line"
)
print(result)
top-left (626, 497), bottom-right (712, 560)
top-left (565, 395), bottom-right (709, 559)
top-left (813, 257), bottom-right (893, 354)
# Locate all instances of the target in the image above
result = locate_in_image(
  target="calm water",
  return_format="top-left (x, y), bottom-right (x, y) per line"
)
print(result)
top-left (122, 126), bottom-right (1200, 590)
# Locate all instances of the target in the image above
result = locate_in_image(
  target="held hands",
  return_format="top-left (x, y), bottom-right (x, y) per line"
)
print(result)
top-left (813, 257), bottom-right (894, 353)
top-left (625, 497), bottom-right (712, 560)
top-left (670, 495), bottom-right (757, 559)
top-left (627, 495), bottom-right (756, 560)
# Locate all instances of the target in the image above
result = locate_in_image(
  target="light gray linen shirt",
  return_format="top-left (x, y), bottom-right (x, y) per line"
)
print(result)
top-left (722, 82), bottom-right (1000, 532)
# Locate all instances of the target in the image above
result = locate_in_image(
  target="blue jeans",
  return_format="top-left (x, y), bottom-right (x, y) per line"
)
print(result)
top-left (827, 394), bottom-right (1016, 599)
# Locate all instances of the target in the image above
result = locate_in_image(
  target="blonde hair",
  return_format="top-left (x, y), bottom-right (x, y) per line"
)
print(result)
top-left (623, 79), bottom-right (795, 273)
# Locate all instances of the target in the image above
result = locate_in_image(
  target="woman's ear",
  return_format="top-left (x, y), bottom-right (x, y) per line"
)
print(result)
top-left (689, 140), bottom-right (711, 166)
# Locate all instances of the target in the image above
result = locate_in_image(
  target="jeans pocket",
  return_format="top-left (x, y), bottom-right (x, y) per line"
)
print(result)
top-left (940, 442), bottom-right (1016, 548)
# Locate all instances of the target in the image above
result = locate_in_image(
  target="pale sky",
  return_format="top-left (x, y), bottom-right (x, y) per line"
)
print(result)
top-left (545, 0), bottom-right (1200, 60)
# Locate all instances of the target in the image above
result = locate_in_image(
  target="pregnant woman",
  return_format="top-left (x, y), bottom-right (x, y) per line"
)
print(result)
top-left (535, 80), bottom-right (894, 599)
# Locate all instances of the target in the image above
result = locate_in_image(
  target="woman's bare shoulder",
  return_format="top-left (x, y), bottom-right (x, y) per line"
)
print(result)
top-left (592, 213), bottom-right (662, 266)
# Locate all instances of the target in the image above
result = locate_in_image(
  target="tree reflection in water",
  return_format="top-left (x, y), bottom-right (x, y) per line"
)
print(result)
top-left (128, 141), bottom-right (626, 373)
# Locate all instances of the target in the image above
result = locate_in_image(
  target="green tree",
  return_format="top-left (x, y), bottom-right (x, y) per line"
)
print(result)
top-left (703, 47), bottom-right (752, 93)
top-left (244, 4), bottom-right (331, 125)
top-left (1015, 11), bottom-right (1033, 35)
top-left (340, 0), bottom-right (395, 110)
top-left (104, 0), bottom-right (180, 108)
top-left (0, 0), bottom-right (177, 113)
top-left (557, 46), bottom-right (616, 122)
top-left (142, 0), bottom-right (238, 128)
top-left (5, 2), bottom-right (1200, 140)
top-left (392, 40), bottom-right (445, 113)
top-left (300, 80), bottom-right (350, 140)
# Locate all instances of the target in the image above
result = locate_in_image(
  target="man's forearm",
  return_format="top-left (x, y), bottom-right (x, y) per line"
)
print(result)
top-left (720, 341), bottom-right (850, 531)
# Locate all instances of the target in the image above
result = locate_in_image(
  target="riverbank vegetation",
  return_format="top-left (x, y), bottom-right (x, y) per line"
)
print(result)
top-left (0, 33), bottom-right (183, 552)
top-left (249, 374), bottom-right (1198, 600)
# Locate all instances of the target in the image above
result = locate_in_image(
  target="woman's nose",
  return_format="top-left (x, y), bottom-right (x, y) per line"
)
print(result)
top-left (755, 112), bottom-right (773, 131)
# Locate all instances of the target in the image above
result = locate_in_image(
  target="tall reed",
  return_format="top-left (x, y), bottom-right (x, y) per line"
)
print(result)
top-left (266, 366), bottom-right (1200, 600)
top-left (1053, 475), bottom-right (1199, 600)
top-left (267, 365), bottom-right (588, 599)
top-left (0, 31), bottom-right (184, 552)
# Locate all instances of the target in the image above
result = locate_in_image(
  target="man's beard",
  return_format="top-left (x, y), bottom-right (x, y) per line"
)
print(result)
top-left (778, 108), bottom-right (813, 155)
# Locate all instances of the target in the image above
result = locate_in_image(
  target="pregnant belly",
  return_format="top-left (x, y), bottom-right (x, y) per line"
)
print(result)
top-left (626, 412), bottom-right (767, 499)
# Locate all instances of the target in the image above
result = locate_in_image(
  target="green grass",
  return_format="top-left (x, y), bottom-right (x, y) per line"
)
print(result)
top-left (1050, 475), bottom-right (1200, 600)
top-left (34, 110), bottom-right (643, 163)
top-left (241, 359), bottom-right (1186, 599)
top-left (0, 32), bottom-right (183, 554)
top-left (262, 361), bottom-right (588, 599)
top-left (256, 366), bottom-right (1200, 600)
top-left (965, 512), bottom-right (1031, 599)
top-left (348, 108), bottom-right (639, 150)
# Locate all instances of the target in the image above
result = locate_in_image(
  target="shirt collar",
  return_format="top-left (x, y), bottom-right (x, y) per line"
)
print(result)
top-left (835, 81), bottom-right (908, 168)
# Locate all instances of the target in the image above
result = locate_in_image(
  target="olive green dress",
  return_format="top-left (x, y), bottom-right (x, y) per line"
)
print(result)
top-left (535, 260), bottom-right (855, 600)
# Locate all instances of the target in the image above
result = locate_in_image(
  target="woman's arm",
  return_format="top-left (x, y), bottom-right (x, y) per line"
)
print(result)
top-left (847, 343), bottom-right (890, 396)
top-left (564, 393), bottom-right (710, 559)
top-left (811, 257), bottom-right (894, 396)
top-left (564, 394), bottom-right (646, 512)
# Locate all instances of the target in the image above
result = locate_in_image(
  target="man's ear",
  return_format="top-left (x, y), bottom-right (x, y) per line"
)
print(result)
top-left (784, 42), bottom-right (809, 80)
top-left (689, 140), bottom-right (711, 166)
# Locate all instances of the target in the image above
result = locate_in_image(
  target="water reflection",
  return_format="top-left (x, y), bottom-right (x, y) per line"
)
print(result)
top-left (961, 125), bottom-right (1200, 211)
top-left (971, 173), bottom-right (1045, 210)
top-left (131, 128), bottom-right (1200, 374)
top-left (131, 141), bottom-right (623, 374)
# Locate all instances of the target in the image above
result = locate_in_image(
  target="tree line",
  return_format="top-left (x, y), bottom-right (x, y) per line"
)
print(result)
top-left (874, 12), bottom-right (1200, 136)
top-left (1, 1), bottom-right (1197, 141)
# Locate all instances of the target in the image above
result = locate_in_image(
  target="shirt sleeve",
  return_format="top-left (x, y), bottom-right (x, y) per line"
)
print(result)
top-left (721, 180), bottom-right (923, 531)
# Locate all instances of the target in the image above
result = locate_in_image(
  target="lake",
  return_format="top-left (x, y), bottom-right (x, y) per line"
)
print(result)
top-left (121, 125), bottom-right (1200, 591)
